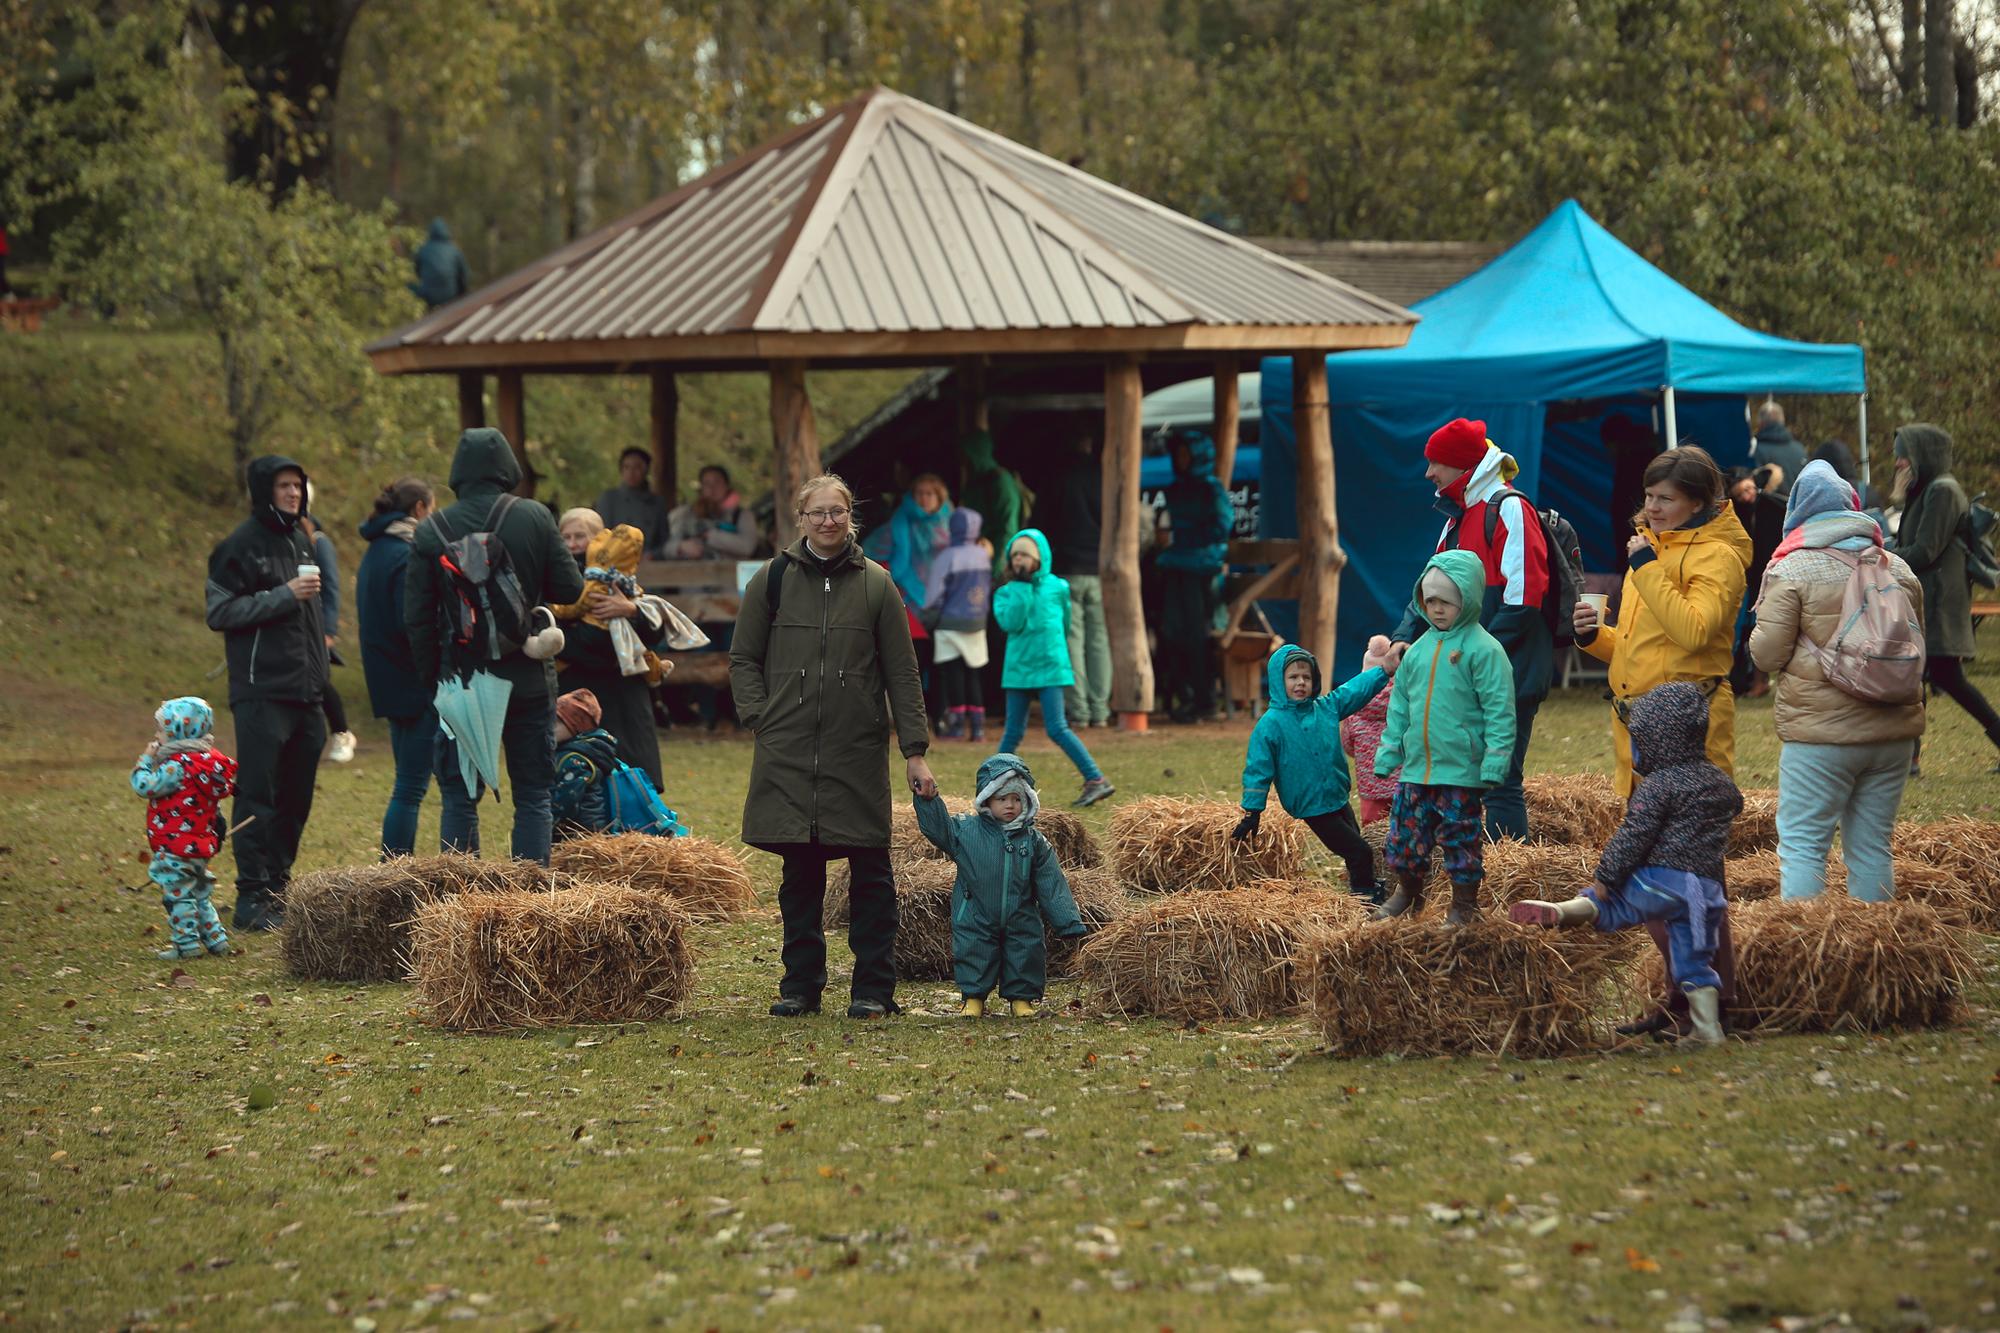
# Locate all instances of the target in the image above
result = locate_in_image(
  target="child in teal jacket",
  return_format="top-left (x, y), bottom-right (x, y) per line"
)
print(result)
top-left (916, 753), bottom-right (1086, 1018)
top-left (993, 528), bottom-right (1113, 806)
top-left (1230, 644), bottom-right (1391, 900)
top-left (1373, 549), bottom-right (1517, 925)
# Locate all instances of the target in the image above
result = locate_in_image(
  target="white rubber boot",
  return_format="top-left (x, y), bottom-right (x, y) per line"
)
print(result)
top-left (1685, 987), bottom-right (1725, 1047)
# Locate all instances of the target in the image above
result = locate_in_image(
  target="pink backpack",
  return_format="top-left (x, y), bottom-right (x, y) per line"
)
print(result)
top-left (1795, 548), bottom-right (1925, 705)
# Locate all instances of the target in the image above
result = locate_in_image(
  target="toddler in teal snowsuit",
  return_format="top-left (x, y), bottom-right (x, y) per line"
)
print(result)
top-left (130, 697), bottom-right (239, 959)
top-left (915, 753), bottom-right (1086, 1017)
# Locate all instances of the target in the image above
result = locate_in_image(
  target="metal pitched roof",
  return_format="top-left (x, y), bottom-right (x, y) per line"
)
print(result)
top-left (368, 87), bottom-right (1415, 371)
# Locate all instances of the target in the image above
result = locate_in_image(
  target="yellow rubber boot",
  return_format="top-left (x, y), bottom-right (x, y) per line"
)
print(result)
top-left (1009, 999), bottom-right (1037, 1018)
top-left (959, 996), bottom-right (985, 1018)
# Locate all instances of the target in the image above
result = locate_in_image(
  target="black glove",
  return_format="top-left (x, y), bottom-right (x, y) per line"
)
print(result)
top-left (1229, 809), bottom-right (1261, 842)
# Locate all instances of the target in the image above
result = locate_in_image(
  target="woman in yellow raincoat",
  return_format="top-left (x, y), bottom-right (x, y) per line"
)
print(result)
top-left (1575, 446), bottom-right (1750, 797)
top-left (1573, 445), bottom-right (1749, 1043)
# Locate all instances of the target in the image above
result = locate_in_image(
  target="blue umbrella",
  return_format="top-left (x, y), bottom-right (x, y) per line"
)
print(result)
top-left (433, 671), bottom-right (512, 798)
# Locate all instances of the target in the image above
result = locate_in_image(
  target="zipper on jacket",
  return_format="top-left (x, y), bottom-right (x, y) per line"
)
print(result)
top-left (810, 573), bottom-right (832, 840)
top-left (1421, 640), bottom-right (1443, 783)
top-left (249, 628), bottom-right (262, 684)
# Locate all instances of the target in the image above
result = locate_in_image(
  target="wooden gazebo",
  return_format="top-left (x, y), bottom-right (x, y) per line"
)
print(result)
top-left (366, 86), bottom-right (1416, 724)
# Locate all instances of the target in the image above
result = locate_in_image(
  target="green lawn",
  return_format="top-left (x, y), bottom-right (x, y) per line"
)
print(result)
top-left (4, 685), bottom-right (1998, 1331)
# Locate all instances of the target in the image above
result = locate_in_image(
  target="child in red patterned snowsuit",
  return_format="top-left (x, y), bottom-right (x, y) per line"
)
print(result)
top-left (131, 697), bottom-right (239, 959)
top-left (1341, 635), bottom-right (1400, 825)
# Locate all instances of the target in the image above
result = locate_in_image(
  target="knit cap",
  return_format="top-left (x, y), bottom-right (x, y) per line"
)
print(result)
top-left (555, 689), bottom-right (602, 736)
top-left (1424, 418), bottom-right (1489, 471)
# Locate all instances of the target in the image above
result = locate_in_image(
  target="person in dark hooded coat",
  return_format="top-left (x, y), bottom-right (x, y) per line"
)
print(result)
top-left (205, 455), bottom-right (329, 930)
top-left (1811, 438), bottom-right (1883, 514)
top-left (404, 428), bottom-right (586, 864)
top-left (410, 219), bottom-right (470, 309)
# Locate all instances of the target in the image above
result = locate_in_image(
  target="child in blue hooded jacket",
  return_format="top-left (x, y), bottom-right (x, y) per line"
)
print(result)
top-left (993, 528), bottom-right (1113, 806)
top-left (916, 754), bottom-right (1087, 1018)
top-left (1230, 644), bottom-right (1392, 900)
top-left (1373, 550), bottom-right (1517, 925)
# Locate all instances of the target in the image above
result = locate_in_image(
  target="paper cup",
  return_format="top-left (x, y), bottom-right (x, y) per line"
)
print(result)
top-left (1579, 592), bottom-right (1609, 619)
top-left (297, 563), bottom-right (320, 580)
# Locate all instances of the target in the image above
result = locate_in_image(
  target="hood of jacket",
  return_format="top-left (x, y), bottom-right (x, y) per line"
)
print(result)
top-left (1440, 443), bottom-right (1520, 512)
top-left (1412, 549), bottom-right (1487, 632)
top-left (960, 428), bottom-right (998, 474)
top-left (788, 530), bottom-right (867, 572)
top-left (948, 507), bottom-right (983, 545)
top-left (1007, 527), bottom-right (1055, 580)
top-left (359, 510), bottom-right (418, 543)
top-left (246, 454), bottom-right (309, 533)
top-left (427, 218), bottom-right (452, 243)
top-left (1265, 643), bottom-right (1322, 710)
top-left (1647, 493), bottom-right (1753, 566)
top-left (1894, 423), bottom-right (1953, 493)
top-left (561, 727), bottom-right (619, 770)
top-left (975, 752), bottom-right (1040, 830)
top-left (1174, 434), bottom-right (1218, 479)
top-left (1755, 422), bottom-right (1799, 450)
top-left (1783, 460), bottom-right (1861, 533)
top-left (586, 524), bottom-right (646, 576)
top-left (155, 696), bottom-right (215, 742)
top-left (1627, 681), bottom-right (1710, 774)
top-left (448, 427), bottom-right (522, 498)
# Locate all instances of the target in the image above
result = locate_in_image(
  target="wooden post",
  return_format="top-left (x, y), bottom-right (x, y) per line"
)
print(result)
top-left (495, 370), bottom-right (534, 497)
top-left (650, 369), bottom-right (679, 508)
top-left (770, 360), bottom-right (822, 551)
top-left (1102, 356), bottom-right (1154, 727)
top-left (1211, 355), bottom-right (1240, 494)
top-left (1292, 352), bottom-right (1345, 667)
top-left (456, 372), bottom-right (485, 432)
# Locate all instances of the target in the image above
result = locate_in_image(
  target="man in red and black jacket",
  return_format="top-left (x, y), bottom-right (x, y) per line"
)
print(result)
top-left (1389, 418), bottom-right (1553, 839)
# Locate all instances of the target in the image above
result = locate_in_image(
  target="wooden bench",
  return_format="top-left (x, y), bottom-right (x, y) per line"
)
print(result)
top-left (1214, 539), bottom-right (1301, 718)
top-left (1974, 600), bottom-right (2000, 635)
top-left (634, 557), bottom-right (747, 691)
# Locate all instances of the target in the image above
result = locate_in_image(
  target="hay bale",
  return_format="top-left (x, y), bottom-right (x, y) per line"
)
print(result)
top-left (1048, 866), bottom-right (1133, 977)
top-left (1631, 896), bottom-right (1972, 1033)
top-left (1077, 888), bottom-right (1366, 1021)
top-left (885, 800), bottom-right (1100, 870)
top-left (1722, 853), bottom-right (1990, 927)
top-left (550, 833), bottom-right (756, 921)
top-left (1108, 797), bottom-right (1306, 894)
top-left (1522, 773), bottom-right (1622, 846)
top-left (1411, 840), bottom-right (1596, 918)
top-left (1302, 920), bottom-right (1636, 1058)
top-left (1894, 818), bottom-right (2000, 930)
top-left (281, 855), bottom-right (573, 982)
top-left (409, 886), bottom-right (696, 1030)
top-left (1728, 789), bottom-right (1780, 857)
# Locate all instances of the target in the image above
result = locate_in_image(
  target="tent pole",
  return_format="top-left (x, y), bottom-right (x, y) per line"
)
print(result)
top-left (1662, 385), bottom-right (1678, 448)
top-left (1857, 393), bottom-right (1870, 490)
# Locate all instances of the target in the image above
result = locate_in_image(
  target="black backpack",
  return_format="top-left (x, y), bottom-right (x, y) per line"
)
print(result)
top-left (427, 494), bottom-right (532, 664)
top-left (1483, 486), bottom-right (1586, 647)
top-left (1961, 492), bottom-right (2000, 590)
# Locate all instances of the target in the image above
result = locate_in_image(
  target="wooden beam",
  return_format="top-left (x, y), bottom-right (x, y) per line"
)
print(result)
top-left (1101, 356), bottom-right (1154, 727)
top-left (495, 370), bottom-right (534, 498)
top-left (456, 372), bottom-right (485, 431)
top-left (649, 369), bottom-right (679, 508)
top-left (1211, 354), bottom-right (1240, 494)
top-left (769, 359), bottom-right (822, 550)
top-left (1292, 352), bottom-right (1345, 668)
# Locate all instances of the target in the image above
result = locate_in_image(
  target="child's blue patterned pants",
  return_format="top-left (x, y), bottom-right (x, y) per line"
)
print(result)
top-left (150, 852), bottom-right (228, 958)
top-left (1382, 782), bottom-right (1485, 887)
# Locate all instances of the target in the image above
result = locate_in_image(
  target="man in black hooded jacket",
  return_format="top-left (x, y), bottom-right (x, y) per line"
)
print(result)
top-left (404, 428), bottom-right (585, 864)
top-left (205, 455), bottom-right (329, 930)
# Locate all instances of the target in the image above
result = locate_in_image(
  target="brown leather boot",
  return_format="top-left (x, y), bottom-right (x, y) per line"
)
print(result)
top-left (1444, 880), bottom-right (1480, 927)
top-left (1371, 872), bottom-right (1425, 920)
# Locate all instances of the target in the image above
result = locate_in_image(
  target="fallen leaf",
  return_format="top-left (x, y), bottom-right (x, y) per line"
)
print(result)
top-left (1624, 1247), bottom-right (1661, 1273)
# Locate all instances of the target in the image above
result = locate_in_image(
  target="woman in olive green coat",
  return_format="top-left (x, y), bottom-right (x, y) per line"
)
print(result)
top-left (730, 475), bottom-right (936, 1019)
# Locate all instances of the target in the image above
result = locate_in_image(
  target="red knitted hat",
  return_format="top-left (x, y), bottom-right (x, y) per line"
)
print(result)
top-left (1424, 418), bottom-right (1489, 470)
top-left (555, 689), bottom-right (602, 736)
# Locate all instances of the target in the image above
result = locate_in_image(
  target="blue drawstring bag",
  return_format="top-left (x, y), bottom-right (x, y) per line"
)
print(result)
top-left (606, 761), bottom-right (689, 837)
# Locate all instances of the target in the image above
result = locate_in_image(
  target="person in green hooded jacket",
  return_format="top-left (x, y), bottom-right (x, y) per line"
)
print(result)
top-left (1372, 549), bottom-right (1517, 925)
top-left (993, 528), bottom-right (1114, 806)
top-left (916, 753), bottom-right (1086, 1018)
top-left (957, 430), bottom-right (1024, 579)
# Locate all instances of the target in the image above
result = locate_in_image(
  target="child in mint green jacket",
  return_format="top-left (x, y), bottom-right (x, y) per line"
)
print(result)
top-left (993, 528), bottom-right (1113, 807)
top-left (1372, 549), bottom-right (1516, 926)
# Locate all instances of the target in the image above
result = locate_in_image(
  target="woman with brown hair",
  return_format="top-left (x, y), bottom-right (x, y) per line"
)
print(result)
top-left (1572, 444), bottom-right (1752, 1039)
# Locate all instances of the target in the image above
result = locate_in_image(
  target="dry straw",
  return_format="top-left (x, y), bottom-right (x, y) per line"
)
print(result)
top-left (1720, 852), bottom-right (1989, 927)
top-left (887, 801), bottom-right (1102, 870)
top-left (1630, 896), bottom-right (1972, 1033)
top-left (550, 833), bottom-right (757, 921)
top-left (1893, 818), bottom-right (2000, 931)
top-left (282, 855), bottom-right (573, 982)
top-left (1411, 840), bottom-right (1597, 918)
top-left (1302, 919), bottom-right (1637, 1058)
top-left (1728, 789), bottom-right (1780, 857)
top-left (409, 886), bottom-right (696, 1031)
top-left (1078, 887), bottom-right (1367, 1021)
top-left (1108, 797), bottom-right (1306, 894)
top-left (1522, 773), bottom-right (1624, 846)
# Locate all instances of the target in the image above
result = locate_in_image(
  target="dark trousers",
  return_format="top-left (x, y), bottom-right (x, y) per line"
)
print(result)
top-left (1928, 656), bottom-right (2000, 748)
top-left (230, 698), bottom-right (325, 900)
top-left (934, 657), bottom-right (982, 716)
top-left (381, 711), bottom-right (438, 858)
top-left (1484, 694), bottom-right (1540, 840)
top-left (321, 679), bottom-right (350, 734)
top-left (435, 690), bottom-right (557, 865)
top-left (1302, 806), bottom-right (1378, 893)
top-left (1160, 568), bottom-right (1216, 715)
top-left (776, 845), bottom-right (899, 1006)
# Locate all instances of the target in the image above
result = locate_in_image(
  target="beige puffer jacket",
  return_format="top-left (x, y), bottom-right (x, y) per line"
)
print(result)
top-left (1749, 543), bottom-right (1926, 745)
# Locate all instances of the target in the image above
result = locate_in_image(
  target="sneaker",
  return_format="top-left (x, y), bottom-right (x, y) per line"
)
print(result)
top-left (846, 998), bottom-right (896, 1020)
top-left (1074, 777), bottom-right (1115, 807)
top-left (327, 731), bottom-right (357, 763)
top-left (769, 996), bottom-right (820, 1017)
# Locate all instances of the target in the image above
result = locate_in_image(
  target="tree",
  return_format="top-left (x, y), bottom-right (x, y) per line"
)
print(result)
top-left (200, 0), bottom-right (369, 195)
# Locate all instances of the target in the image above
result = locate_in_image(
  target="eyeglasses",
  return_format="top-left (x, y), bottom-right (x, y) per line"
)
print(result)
top-left (802, 507), bottom-right (850, 524)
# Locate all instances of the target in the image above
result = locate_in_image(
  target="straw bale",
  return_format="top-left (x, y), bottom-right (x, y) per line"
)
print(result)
top-left (888, 799), bottom-right (971, 862)
top-left (409, 886), bottom-right (696, 1030)
top-left (1893, 818), bottom-right (2000, 930)
top-left (550, 834), bottom-right (757, 921)
top-left (886, 800), bottom-right (1100, 870)
top-left (1631, 896), bottom-right (1972, 1033)
top-left (1302, 920), bottom-right (1636, 1058)
top-left (1728, 789), bottom-right (1780, 857)
top-left (1048, 867), bottom-right (1134, 976)
top-left (1411, 840), bottom-right (1597, 919)
top-left (1077, 888), bottom-right (1367, 1021)
top-left (1108, 797), bottom-right (1306, 894)
top-left (1522, 773), bottom-right (1622, 846)
top-left (281, 855), bottom-right (573, 982)
top-left (1721, 852), bottom-right (1989, 927)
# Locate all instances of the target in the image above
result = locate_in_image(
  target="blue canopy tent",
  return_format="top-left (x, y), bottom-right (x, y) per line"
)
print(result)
top-left (1259, 199), bottom-right (1867, 672)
